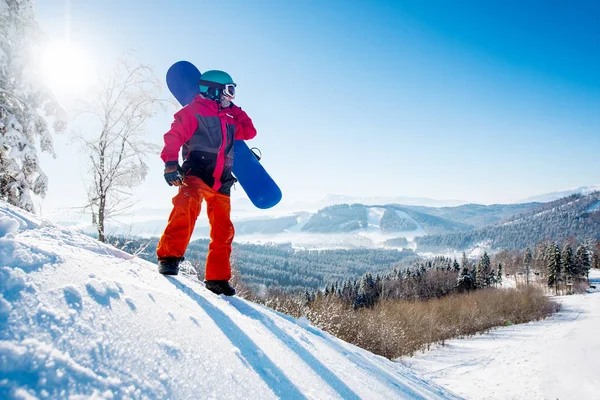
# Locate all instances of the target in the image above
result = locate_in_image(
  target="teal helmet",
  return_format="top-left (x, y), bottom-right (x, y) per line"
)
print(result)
top-left (199, 70), bottom-right (236, 100)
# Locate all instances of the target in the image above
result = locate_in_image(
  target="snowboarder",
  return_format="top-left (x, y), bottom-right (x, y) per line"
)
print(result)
top-left (156, 70), bottom-right (257, 296)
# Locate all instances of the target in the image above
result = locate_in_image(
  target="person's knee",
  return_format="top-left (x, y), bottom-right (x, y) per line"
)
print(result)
top-left (216, 221), bottom-right (234, 243)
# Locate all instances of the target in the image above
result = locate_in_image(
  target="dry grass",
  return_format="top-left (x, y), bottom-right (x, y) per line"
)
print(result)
top-left (250, 286), bottom-right (560, 360)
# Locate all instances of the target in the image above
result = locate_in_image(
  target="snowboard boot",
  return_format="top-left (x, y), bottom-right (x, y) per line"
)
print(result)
top-left (204, 280), bottom-right (236, 296)
top-left (158, 257), bottom-right (184, 275)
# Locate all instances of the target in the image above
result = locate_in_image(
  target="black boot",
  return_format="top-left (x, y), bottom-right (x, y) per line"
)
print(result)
top-left (204, 280), bottom-right (236, 296)
top-left (158, 257), bottom-right (184, 275)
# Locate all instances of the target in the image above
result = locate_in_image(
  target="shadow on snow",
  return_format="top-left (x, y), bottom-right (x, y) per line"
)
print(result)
top-left (164, 277), bottom-right (306, 400)
top-left (253, 304), bottom-right (461, 400)
top-left (226, 297), bottom-right (361, 400)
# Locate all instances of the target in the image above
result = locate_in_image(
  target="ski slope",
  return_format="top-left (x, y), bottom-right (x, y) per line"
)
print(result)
top-left (400, 270), bottom-right (600, 399)
top-left (356, 208), bottom-right (427, 245)
top-left (0, 202), bottom-right (458, 399)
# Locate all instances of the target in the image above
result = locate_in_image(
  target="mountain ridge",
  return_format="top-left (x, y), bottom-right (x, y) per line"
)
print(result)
top-left (416, 192), bottom-right (600, 251)
top-left (519, 185), bottom-right (600, 203)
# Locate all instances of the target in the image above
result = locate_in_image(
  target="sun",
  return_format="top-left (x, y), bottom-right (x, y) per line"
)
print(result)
top-left (40, 40), bottom-right (95, 95)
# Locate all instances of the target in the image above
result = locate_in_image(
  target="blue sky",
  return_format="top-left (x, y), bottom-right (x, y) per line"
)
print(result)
top-left (35, 0), bottom-right (600, 212)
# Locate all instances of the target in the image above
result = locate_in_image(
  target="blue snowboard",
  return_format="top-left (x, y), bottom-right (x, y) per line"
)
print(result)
top-left (166, 61), bottom-right (282, 209)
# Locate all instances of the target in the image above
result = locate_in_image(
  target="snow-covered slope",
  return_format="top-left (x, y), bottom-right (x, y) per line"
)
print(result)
top-left (363, 208), bottom-right (425, 235)
top-left (354, 207), bottom-right (426, 247)
top-left (399, 271), bottom-right (600, 399)
top-left (0, 202), bottom-right (458, 399)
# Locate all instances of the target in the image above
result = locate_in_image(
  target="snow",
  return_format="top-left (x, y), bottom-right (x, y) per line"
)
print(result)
top-left (0, 201), bottom-right (457, 399)
top-left (349, 208), bottom-right (426, 248)
top-left (399, 270), bottom-right (600, 400)
top-left (587, 200), bottom-right (600, 212)
top-left (393, 210), bottom-right (427, 238)
top-left (0, 215), bottom-right (20, 238)
top-left (366, 207), bottom-right (386, 228)
top-left (465, 240), bottom-right (493, 259)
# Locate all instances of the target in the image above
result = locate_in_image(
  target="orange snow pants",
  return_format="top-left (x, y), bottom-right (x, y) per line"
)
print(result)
top-left (156, 175), bottom-right (234, 281)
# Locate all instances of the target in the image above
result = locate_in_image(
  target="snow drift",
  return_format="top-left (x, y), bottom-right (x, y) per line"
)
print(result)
top-left (0, 201), bottom-right (459, 399)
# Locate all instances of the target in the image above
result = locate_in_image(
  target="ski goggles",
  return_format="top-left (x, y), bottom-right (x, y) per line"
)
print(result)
top-left (222, 83), bottom-right (236, 98)
top-left (199, 80), bottom-right (236, 99)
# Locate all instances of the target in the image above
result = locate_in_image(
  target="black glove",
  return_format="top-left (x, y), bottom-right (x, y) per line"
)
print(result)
top-left (164, 162), bottom-right (185, 186)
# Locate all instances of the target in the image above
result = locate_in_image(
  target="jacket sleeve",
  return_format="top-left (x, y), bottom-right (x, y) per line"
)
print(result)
top-left (160, 107), bottom-right (198, 164)
top-left (230, 105), bottom-right (257, 140)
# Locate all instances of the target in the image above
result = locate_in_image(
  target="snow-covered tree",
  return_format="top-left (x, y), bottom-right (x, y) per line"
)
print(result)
top-left (523, 247), bottom-right (533, 286)
top-left (0, 0), bottom-right (66, 212)
top-left (74, 54), bottom-right (166, 242)
top-left (460, 252), bottom-right (470, 270)
top-left (457, 266), bottom-right (475, 292)
top-left (562, 244), bottom-right (575, 283)
top-left (470, 264), bottom-right (477, 288)
top-left (452, 258), bottom-right (460, 273)
top-left (547, 242), bottom-right (562, 294)
top-left (574, 243), bottom-right (591, 280)
top-left (476, 252), bottom-right (492, 288)
top-left (497, 263), bottom-right (503, 286)
top-left (593, 240), bottom-right (600, 269)
top-left (354, 273), bottom-right (377, 309)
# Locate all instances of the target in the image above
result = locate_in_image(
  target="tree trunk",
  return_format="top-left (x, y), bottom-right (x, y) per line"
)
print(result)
top-left (97, 132), bottom-right (106, 243)
top-left (98, 195), bottom-right (106, 242)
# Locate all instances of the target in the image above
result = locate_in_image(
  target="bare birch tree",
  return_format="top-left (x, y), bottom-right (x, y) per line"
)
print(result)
top-left (75, 54), bottom-right (167, 242)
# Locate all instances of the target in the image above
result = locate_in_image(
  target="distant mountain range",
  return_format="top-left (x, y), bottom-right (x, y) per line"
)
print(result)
top-left (519, 185), bottom-right (600, 203)
top-left (47, 187), bottom-right (600, 252)
top-left (417, 192), bottom-right (600, 251)
top-left (279, 202), bottom-right (539, 235)
top-left (312, 194), bottom-right (468, 208)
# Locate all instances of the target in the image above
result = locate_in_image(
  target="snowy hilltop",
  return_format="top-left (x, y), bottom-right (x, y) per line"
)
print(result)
top-left (0, 201), bottom-right (459, 399)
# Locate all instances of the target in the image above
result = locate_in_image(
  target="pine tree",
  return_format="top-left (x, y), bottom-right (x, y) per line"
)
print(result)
top-left (523, 247), bottom-right (533, 286)
top-left (304, 289), bottom-right (313, 304)
top-left (487, 268), bottom-right (494, 287)
top-left (461, 252), bottom-right (470, 270)
top-left (562, 244), bottom-right (575, 284)
top-left (457, 267), bottom-right (474, 292)
top-left (575, 243), bottom-right (591, 281)
top-left (0, 0), bottom-right (66, 212)
top-left (452, 259), bottom-right (460, 273)
top-left (547, 242), bottom-right (562, 294)
top-left (470, 265), bottom-right (478, 289)
top-left (354, 273), bottom-right (377, 309)
top-left (476, 252), bottom-right (492, 288)
top-left (593, 240), bottom-right (600, 269)
top-left (497, 263), bottom-right (503, 286)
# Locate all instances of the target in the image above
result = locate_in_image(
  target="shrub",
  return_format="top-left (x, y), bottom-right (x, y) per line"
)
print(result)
top-left (247, 286), bottom-right (559, 360)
